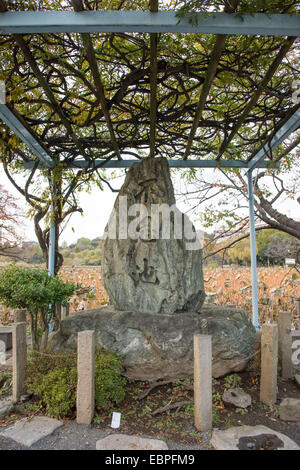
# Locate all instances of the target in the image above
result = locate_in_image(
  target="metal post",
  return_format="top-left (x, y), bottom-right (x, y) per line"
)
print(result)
top-left (247, 170), bottom-right (259, 330)
top-left (48, 204), bottom-right (55, 333)
top-left (48, 205), bottom-right (56, 277)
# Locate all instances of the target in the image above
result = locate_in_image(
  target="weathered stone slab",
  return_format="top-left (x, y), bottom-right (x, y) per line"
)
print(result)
top-left (279, 398), bottom-right (300, 422)
top-left (13, 309), bottom-right (26, 323)
top-left (260, 323), bottom-right (278, 406)
top-left (102, 157), bottom-right (205, 314)
top-left (278, 311), bottom-right (292, 379)
top-left (222, 388), bottom-right (252, 408)
top-left (76, 330), bottom-right (95, 425)
top-left (194, 334), bottom-right (212, 431)
top-left (0, 396), bottom-right (13, 419)
top-left (96, 434), bottom-right (168, 450)
top-left (211, 425), bottom-right (299, 450)
top-left (49, 304), bottom-right (256, 381)
top-left (12, 322), bottom-right (27, 404)
top-left (0, 416), bottom-right (63, 447)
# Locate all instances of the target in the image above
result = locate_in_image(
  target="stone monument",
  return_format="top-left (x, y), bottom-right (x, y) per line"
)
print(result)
top-left (102, 157), bottom-right (205, 314)
top-left (49, 157), bottom-right (256, 380)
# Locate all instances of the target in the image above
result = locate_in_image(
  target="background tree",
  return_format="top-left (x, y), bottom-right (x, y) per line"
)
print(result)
top-left (179, 138), bottom-right (300, 262)
top-left (261, 232), bottom-right (299, 265)
top-left (0, 184), bottom-right (23, 259)
top-left (60, 237), bottom-right (103, 266)
top-left (0, 0), bottom-right (299, 273)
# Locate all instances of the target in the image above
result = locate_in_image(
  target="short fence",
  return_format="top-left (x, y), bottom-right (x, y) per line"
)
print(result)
top-left (8, 308), bottom-right (299, 430)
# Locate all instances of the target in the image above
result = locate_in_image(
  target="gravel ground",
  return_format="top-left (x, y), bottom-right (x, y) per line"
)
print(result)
top-left (0, 419), bottom-right (211, 451)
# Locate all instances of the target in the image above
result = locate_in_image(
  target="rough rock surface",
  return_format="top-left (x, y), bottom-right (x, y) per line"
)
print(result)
top-left (279, 398), bottom-right (300, 422)
top-left (222, 388), bottom-right (252, 408)
top-left (0, 396), bottom-right (13, 419)
top-left (0, 416), bottom-right (64, 447)
top-left (49, 304), bottom-right (256, 380)
top-left (101, 157), bottom-right (205, 314)
top-left (96, 434), bottom-right (168, 450)
top-left (211, 425), bottom-right (299, 450)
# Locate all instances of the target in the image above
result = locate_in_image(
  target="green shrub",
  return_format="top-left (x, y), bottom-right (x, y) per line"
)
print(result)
top-left (0, 264), bottom-right (80, 350)
top-left (26, 349), bottom-right (126, 419)
top-left (224, 373), bottom-right (242, 389)
top-left (95, 351), bottom-right (126, 409)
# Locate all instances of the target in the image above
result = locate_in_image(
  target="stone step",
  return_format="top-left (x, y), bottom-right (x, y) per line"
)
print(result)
top-left (211, 425), bottom-right (299, 450)
top-left (0, 416), bottom-right (64, 447)
top-left (96, 433), bottom-right (168, 450)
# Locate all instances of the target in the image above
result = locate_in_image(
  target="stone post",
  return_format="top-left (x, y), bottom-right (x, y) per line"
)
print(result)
top-left (296, 298), bottom-right (300, 317)
top-left (76, 330), bottom-right (95, 425)
top-left (61, 304), bottom-right (70, 321)
top-left (260, 323), bottom-right (278, 406)
top-left (278, 311), bottom-right (292, 379)
top-left (254, 329), bottom-right (262, 365)
top-left (12, 322), bottom-right (27, 404)
top-left (194, 334), bottom-right (212, 432)
top-left (13, 309), bottom-right (26, 323)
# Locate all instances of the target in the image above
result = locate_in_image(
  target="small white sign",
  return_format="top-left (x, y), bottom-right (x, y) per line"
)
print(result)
top-left (285, 258), bottom-right (296, 265)
top-left (111, 412), bottom-right (121, 429)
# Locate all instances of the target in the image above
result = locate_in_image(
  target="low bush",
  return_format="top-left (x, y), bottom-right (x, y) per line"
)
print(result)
top-left (0, 264), bottom-right (80, 350)
top-left (26, 349), bottom-right (126, 419)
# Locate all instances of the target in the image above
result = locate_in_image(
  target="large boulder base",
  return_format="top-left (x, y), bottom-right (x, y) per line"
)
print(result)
top-left (49, 304), bottom-right (256, 381)
top-left (101, 157), bottom-right (205, 314)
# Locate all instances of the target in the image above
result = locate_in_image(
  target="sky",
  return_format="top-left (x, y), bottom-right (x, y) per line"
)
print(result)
top-left (0, 167), bottom-right (205, 245)
top-left (0, 167), bottom-right (123, 245)
top-left (1, 164), bottom-right (299, 247)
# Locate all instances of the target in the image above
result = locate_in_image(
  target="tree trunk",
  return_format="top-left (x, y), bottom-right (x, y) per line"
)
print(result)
top-left (34, 207), bottom-right (64, 275)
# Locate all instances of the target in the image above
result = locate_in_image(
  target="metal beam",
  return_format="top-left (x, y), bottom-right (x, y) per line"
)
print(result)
top-left (247, 107), bottom-right (300, 172)
top-left (48, 203), bottom-right (55, 330)
top-left (0, 11), bottom-right (299, 36)
top-left (48, 205), bottom-right (56, 277)
top-left (149, 0), bottom-right (158, 159)
top-left (23, 159), bottom-right (280, 170)
top-left (0, 104), bottom-right (55, 168)
top-left (247, 170), bottom-right (259, 330)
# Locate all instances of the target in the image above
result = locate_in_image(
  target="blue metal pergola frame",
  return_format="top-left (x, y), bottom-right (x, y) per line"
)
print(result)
top-left (0, 11), bottom-right (299, 36)
top-left (0, 104), bottom-right (55, 168)
top-left (0, 9), bottom-right (299, 329)
top-left (23, 159), bottom-right (280, 170)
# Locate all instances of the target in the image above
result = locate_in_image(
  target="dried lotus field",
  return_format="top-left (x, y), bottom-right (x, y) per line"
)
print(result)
top-left (59, 265), bottom-right (300, 329)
